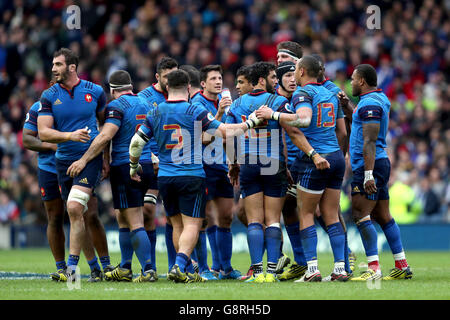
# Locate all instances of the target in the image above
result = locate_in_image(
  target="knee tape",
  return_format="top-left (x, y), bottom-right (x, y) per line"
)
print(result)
top-left (67, 188), bottom-right (90, 213)
top-left (144, 193), bottom-right (157, 205)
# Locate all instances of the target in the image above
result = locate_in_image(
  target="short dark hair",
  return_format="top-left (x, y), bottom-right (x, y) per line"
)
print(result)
top-left (53, 48), bottom-right (79, 69)
top-left (109, 70), bottom-right (132, 92)
top-left (236, 65), bottom-right (252, 80)
top-left (248, 62), bottom-right (276, 86)
top-left (355, 64), bottom-right (378, 87)
top-left (156, 57), bottom-right (178, 74)
top-left (179, 65), bottom-right (201, 88)
top-left (311, 53), bottom-right (324, 70)
top-left (167, 69), bottom-right (190, 90)
top-left (199, 64), bottom-right (223, 82)
top-left (277, 41), bottom-right (303, 60)
top-left (297, 55), bottom-right (321, 78)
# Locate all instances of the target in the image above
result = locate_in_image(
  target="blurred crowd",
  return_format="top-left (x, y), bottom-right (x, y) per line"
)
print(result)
top-left (0, 0), bottom-right (448, 226)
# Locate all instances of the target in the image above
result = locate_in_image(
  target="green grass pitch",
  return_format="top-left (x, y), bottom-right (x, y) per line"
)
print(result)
top-left (0, 249), bottom-right (449, 300)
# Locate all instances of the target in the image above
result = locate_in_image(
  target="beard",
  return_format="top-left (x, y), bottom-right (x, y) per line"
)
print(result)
top-left (266, 81), bottom-right (275, 94)
top-left (55, 67), bottom-right (70, 84)
top-left (160, 81), bottom-right (168, 94)
top-left (352, 85), bottom-right (361, 97)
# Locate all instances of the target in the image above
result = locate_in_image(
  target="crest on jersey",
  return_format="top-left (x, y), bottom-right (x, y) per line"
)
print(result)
top-left (85, 94), bottom-right (92, 103)
top-left (40, 187), bottom-right (46, 197)
top-left (153, 102), bottom-right (158, 107)
top-left (25, 113), bottom-right (30, 122)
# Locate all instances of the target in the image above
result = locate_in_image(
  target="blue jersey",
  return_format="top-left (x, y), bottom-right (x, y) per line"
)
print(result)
top-left (139, 100), bottom-right (222, 177)
top-left (191, 91), bottom-right (228, 172)
top-left (275, 88), bottom-right (297, 167)
top-left (226, 90), bottom-right (289, 163)
top-left (290, 83), bottom-right (340, 155)
top-left (105, 93), bottom-right (152, 166)
top-left (38, 80), bottom-right (106, 161)
top-left (23, 101), bottom-right (57, 174)
top-left (320, 79), bottom-right (344, 119)
top-left (349, 89), bottom-right (390, 171)
top-left (137, 84), bottom-right (167, 156)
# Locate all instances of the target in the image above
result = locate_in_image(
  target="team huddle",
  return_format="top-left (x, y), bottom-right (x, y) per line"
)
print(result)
top-left (23, 41), bottom-right (413, 284)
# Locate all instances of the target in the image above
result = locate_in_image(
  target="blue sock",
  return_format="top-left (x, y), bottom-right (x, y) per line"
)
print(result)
top-left (147, 229), bottom-right (157, 271)
top-left (165, 223), bottom-right (177, 271)
top-left (56, 260), bottom-right (66, 271)
top-left (99, 256), bottom-right (111, 270)
top-left (195, 230), bottom-right (209, 273)
top-left (247, 223), bottom-right (265, 266)
top-left (186, 258), bottom-right (195, 273)
top-left (87, 256), bottom-right (101, 271)
top-left (206, 225), bottom-right (221, 271)
top-left (130, 227), bottom-right (152, 272)
top-left (381, 219), bottom-right (404, 254)
top-left (67, 254), bottom-right (80, 270)
top-left (285, 222), bottom-right (307, 266)
top-left (265, 226), bottom-right (281, 266)
top-left (216, 227), bottom-right (233, 273)
top-left (175, 253), bottom-right (189, 272)
top-left (119, 228), bottom-right (133, 269)
top-left (300, 225), bottom-right (317, 262)
top-left (357, 220), bottom-right (378, 257)
top-left (327, 223), bottom-right (345, 263)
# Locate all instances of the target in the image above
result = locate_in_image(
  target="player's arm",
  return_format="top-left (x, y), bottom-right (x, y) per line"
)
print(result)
top-left (66, 123), bottom-right (118, 177)
top-left (255, 92), bottom-right (313, 128)
top-left (22, 128), bottom-right (57, 153)
top-left (360, 105), bottom-right (383, 195)
top-left (38, 115), bottom-right (91, 143)
top-left (337, 91), bottom-right (355, 123)
top-left (96, 90), bottom-right (107, 126)
top-left (335, 117), bottom-right (348, 156)
top-left (282, 123), bottom-right (330, 170)
top-left (129, 121), bottom-right (155, 181)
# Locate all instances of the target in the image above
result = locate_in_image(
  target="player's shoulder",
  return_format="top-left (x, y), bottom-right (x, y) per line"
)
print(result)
top-left (29, 101), bottom-right (41, 113)
top-left (359, 89), bottom-right (386, 107)
top-left (81, 80), bottom-right (105, 96)
top-left (41, 84), bottom-right (58, 99)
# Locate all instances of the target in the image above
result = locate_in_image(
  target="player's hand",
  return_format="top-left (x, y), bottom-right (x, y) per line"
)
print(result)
top-left (248, 111), bottom-right (264, 127)
top-left (337, 91), bottom-right (349, 108)
top-left (311, 154), bottom-right (330, 170)
top-left (364, 170), bottom-right (377, 195)
top-left (218, 97), bottom-right (232, 117)
top-left (228, 163), bottom-right (240, 187)
top-left (255, 105), bottom-right (273, 120)
top-left (67, 159), bottom-right (87, 178)
top-left (69, 128), bottom-right (91, 143)
top-left (130, 162), bottom-right (143, 182)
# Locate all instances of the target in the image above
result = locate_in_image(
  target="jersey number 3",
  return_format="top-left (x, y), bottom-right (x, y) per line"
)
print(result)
top-left (163, 124), bottom-right (183, 149)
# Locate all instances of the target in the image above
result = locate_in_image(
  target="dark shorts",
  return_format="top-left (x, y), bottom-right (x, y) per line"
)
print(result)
top-left (204, 165), bottom-right (234, 201)
top-left (286, 166), bottom-right (299, 198)
top-left (158, 176), bottom-right (206, 218)
top-left (351, 158), bottom-right (390, 201)
top-left (293, 150), bottom-right (345, 194)
top-left (55, 155), bottom-right (102, 201)
top-left (110, 163), bottom-right (157, 209)
top-left (38, 168), bottom-right (61, 201)
top-left (239, 158), bottom-right (288, 198)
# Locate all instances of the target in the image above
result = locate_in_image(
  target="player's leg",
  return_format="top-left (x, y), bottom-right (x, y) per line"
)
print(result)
top-left (143, 188), bottom-right (158, 272)
top-left (320, 188), bottom-right (348, 281)
top-left (349, 193), bottom-right (380, 281)
top-left (215, 195), bottom-right (241, 279)
top-left (244, 191), bottom-right (265, 283)
top-left (263, 195), bottom-right (285, 282)
top-left (372, 199), bottom-right (412, 280)
top-left (236, 194), bottom-right (255, 280)
top-left (195, 219), bottom-right (213, 278)
top-left (295, 189), bottom-right (323, 282)
top-left (205, 199), bottom-right (221, 274)
top-left (44, 198), bottom-right (67, 275)
top-left (85, 195), bottom-right (112, 273)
